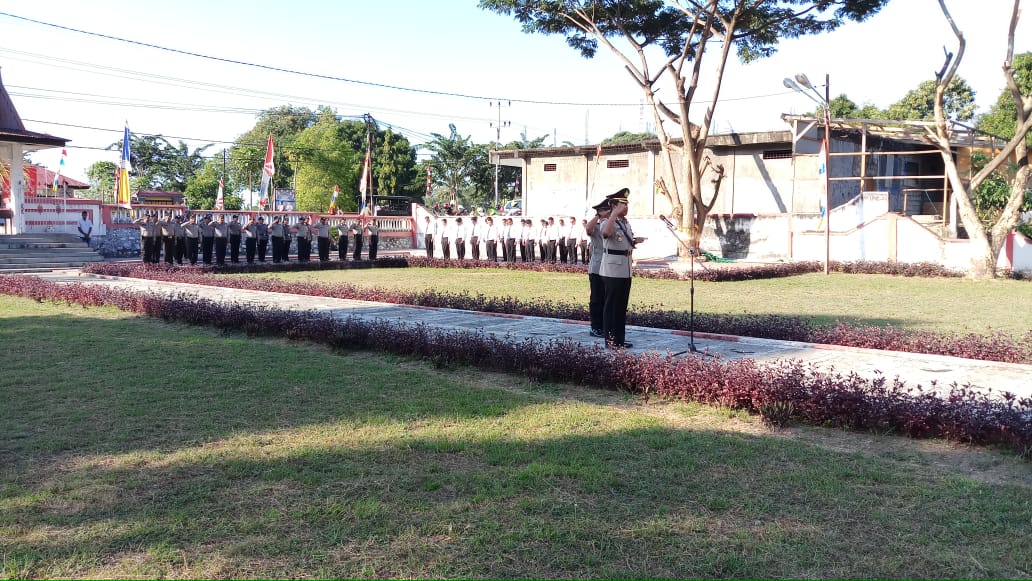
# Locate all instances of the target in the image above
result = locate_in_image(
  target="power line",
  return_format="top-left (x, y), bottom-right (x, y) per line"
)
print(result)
top-left (0, 11), bottom-right (798, 109)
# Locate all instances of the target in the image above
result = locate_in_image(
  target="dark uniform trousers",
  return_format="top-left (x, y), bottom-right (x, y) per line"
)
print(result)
top-left (442, 237), bottom-right (450, 259)
top-left (201, 236), bottom-right (214, 264)
top-left (558, 237), bottom-right (568, 263)
top-left (424, 234), bottom-right (434, 258)
top-left (186, 237), bottom-right (200, 265)
top-left (214, 237), bottom-right (228, 265)
top-left (338, 235), bottom-right (349, 260)
top-left (317, 236), bottom-right (330, 261)
top-left (229, 234), bottom-right (241, 263)
top-left (257, 238), bottom-right (268, 262)
top-left (281, 236), bottom-right (292, 261)
top-left (589, 273), bottom-right (606, 333)
top-left (175, 236), bottom-right (186, 264)
top-left (368, 235), bottom-right (379, 260)
top-left (506, 238), bottom-right (516, 262)
top-left (566, 238), bottom-right (577, 264)
top-left (485, 239), bottom-right (497, 261)
top-left (271, 236), bottom-right (283, 262)
top-left (602, 275), bottom-right (632, 346)
top-left (455, 238), bottom-right (465, 260)
top-left (470, 236), bottom-right (480, 260)
top-left (547, 240), bottom-right (557, 262)
top-left (297, 237), bottom-right (312, 262)
top-left (352, 234), bottom-right (362, 260)
top-left (163, 237), bottom-right (176, 264)
top-left (245, 238), bottom-right (258, 263)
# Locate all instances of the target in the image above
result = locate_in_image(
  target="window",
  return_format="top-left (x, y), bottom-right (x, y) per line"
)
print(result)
top-left (606, 159), bottom-right (630, 169)
top-left (543, 163), bottom-right (557, 172)
top-left (762, 149), bottom-right (793, 160)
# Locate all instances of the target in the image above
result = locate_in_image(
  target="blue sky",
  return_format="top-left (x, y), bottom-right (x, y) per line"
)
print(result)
top-left (1, 0), bottom-right (1029, 182)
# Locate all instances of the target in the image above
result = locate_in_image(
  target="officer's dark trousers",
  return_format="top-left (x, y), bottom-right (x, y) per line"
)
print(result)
top-left (601, 275), bottom-right (632, 346)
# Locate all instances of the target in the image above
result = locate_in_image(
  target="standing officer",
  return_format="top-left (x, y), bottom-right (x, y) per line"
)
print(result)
top-left (423, 215), bottom-right (434, 258)
top-left (243, 215), bottom-right (259, 263)
top-left (454, 217), bottom-right (466, 260)
top-left (350, 220), bottom-right (363, 260)
top-left (228, 215), bottom-right (243, 263)
top-left (183, 213), bottom-right (201, 265)
top-left (269, 216), bottom-right (285, 263)
top-left (173, 215), bottom-right (187, 265)
top-left (338, 220), bottom-right (351, 260)
top-left (200, 215), bottom-right (216, 265)
top-left (132, 212), bottom-right (154, 263)
top-left (440, 218), bottom-right (451, 259)
top-left (484, 216), bottom-right (498, 262)
top-left (294, 216), bottom-right (313, 262)
top-left (469, 215), bottom-right (481, 260)
top-left (585, 199), bottom-right (611, 338)
top-left (157, 212), bottom-right (176, 265)
top-left (256, 216), bottom-right (269, 262)
top-left (315, 216), bottom-right (331, 262)
top-left (212, 214), bottom-right (230, 265)
top-left (600, 188), bottom-right (646, 349)
top-left (365, 220), bottom-right (380, 260)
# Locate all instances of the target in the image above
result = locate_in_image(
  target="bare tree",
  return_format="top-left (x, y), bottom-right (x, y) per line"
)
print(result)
top-left (481, 0), bottom-right (888, 251)
top-left (929, 0), bottom-right (1032, 278)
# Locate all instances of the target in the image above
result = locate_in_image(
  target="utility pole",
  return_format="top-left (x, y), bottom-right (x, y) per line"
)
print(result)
top-left (490, 101), bottom-right (510, 210)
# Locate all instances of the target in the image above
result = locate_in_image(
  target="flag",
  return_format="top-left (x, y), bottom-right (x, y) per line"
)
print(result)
top-left (329, 184), bottom-right (339, 214)
top-left (215, 178), bottom-right (225, 211)
top-left (258, 134), bottom-right (275, 209)
top-left (358, 148), bottom-right (371, 213)
top-left (117, 123), bottom-right (132, 205)
top-left (816, 140), bottom-right (827, 230)
top-left (52, 149), bottom-right (67, 191)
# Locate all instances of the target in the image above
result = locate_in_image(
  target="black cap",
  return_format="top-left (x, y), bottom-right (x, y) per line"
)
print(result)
top-left (591, 199), bottom-right (612, 211)
top-left (606, 187), bottom-right (630, 204)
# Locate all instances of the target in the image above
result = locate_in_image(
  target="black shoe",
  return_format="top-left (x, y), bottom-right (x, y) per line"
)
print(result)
top-left (589, 329), bottom-right (604, 338)
top-left (607, 342), bottom-right (633, 349)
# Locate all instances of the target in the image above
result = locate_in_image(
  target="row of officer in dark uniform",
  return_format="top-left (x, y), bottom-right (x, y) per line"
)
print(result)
top-left (134, 212), bottom-right (381, 265)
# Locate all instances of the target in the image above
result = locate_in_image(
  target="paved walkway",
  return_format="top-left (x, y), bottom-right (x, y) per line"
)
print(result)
top-left (37, 269), bottom-right (1032, 400)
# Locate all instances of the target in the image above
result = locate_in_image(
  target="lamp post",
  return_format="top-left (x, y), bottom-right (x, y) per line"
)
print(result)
top-left (785, 73), bottom-right (831, 275)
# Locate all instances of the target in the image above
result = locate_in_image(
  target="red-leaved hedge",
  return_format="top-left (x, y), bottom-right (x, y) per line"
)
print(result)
top-left (80, 261), bottom-right (1032, 365)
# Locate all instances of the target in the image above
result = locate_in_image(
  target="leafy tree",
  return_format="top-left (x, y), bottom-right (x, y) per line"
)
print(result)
top-left (501, 131), bottom-right (550, 149)
top-left (928, 0), bottom-right (1032, 278)
top-left (109, 134), bottom-right (211, 193)
top-left (602, 130), bottom-right (658, 145)
top-left (229, 105), bottom-right (317, 195)
top-left (424, 124), bottom-right (491, 210)
top-left (977, 52), bottom-right (1032, 144)
top-left (824, 94), bottom-right (882, 119)
top-left (85, 161), bottom-right (117, 203)
top-left (480, 0), bottom-right (889, 251)
top-left (289, 111), bottom-right (361, 212)
top-left (372, 127), bottom-right (419, 198)
top-left (184, 157), bottom-right (242, 210)
top-left (885, 77), bottom-right (976, 122)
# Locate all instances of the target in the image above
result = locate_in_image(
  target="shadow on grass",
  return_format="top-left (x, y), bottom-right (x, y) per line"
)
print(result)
top-left (3, 421), bottom-right (1029, 579)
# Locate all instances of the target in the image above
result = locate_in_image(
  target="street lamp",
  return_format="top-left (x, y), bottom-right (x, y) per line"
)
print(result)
top-left (785, 73), bottom-right (832, 275)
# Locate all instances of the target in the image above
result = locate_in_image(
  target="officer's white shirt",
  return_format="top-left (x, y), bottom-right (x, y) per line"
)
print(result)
top-left (455, 223), bottom-right (467, 240)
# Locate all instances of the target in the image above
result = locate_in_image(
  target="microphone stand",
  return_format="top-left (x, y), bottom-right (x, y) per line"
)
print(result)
top-left (659, 215), bottom-right (699, 353)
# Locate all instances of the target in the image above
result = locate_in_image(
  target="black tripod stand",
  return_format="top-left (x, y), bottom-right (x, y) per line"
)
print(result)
top-left (659, 215), bottom-right (701, 354)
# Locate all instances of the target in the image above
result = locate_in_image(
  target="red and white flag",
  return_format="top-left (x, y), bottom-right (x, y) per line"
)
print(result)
top-left (259, 134), bottom-right (275, 209)
top-left (215, 178), bottom-right (225, 211)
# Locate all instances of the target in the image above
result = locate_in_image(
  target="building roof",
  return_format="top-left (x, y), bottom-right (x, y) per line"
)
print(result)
top-left (36, 166), bottom-right (89, 190)
top-left (0, 67), bottom-right (69, 149)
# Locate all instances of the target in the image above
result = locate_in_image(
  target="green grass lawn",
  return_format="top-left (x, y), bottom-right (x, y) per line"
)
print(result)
top-left (256, 268), bottom-right (1032, 337)
top-left (2, 295), bottom-right (1029, 579)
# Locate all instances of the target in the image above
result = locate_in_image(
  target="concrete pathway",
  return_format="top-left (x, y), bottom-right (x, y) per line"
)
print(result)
top-left (37, 269), bottom-right (1032, 400)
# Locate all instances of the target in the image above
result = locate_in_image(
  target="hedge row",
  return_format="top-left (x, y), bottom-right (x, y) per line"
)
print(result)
top-left (81, 261), bottom-right (1032, 364)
